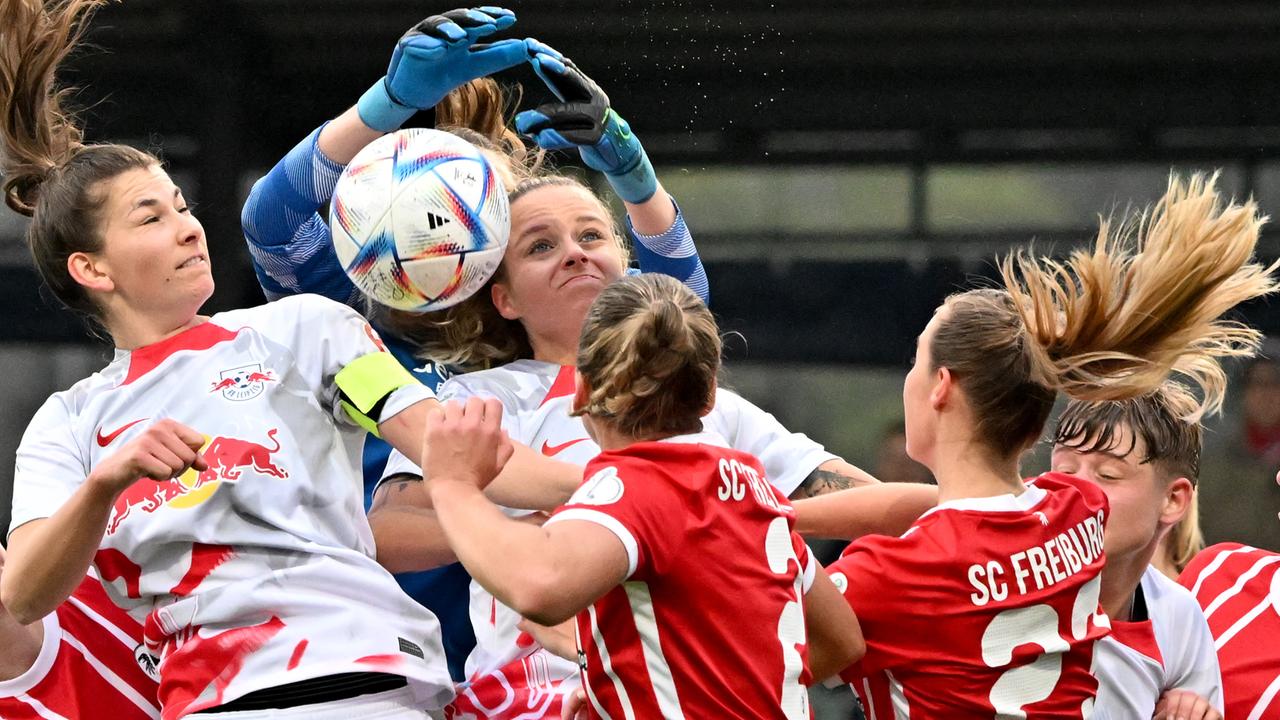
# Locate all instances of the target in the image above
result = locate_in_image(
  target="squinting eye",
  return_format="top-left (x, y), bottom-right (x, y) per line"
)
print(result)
top-left (580, 231), bottom-right (604, 242)
top-left (529, 240), bottom-right (553, 254)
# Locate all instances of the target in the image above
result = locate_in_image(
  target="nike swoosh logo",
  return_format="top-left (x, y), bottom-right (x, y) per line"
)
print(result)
top-left (540, 438), bottom-right (588, 457)
top-left (96, 418), bottom-right (148, 447)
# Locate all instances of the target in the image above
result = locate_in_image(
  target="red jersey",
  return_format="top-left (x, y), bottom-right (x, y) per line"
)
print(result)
top-left (826, 472), bottom-right (1110, 719)
top-left (1178, 542), bottom-right (1280, 719)
top-left (0, 574), bottom-right (160, 718)
top-left (545, 433), bottom-right (816, 720)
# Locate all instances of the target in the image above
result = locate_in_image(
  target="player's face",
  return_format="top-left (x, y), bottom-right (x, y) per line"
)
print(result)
top-left (1050, 425), bottom-right (1167, 562)
top-left (91, 166), bottom-right (213, 317)
top-left (902, 307), bottom-right (945, 468)
top-left (495, 184), bottom-right (626, 347)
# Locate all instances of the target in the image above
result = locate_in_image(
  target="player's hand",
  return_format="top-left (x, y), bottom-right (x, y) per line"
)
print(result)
top-left (357, 7), bottom-right (526, 132)
top-left (1153, 689), bottom-right (1221, 720)
top-left (86, 419), bottom-right (208, 495)
top-left (422, 398), bottom-right (513, 489)
top-left (517, 617), bottom-right (576, 661)
top-left (560, 687), bottom-right (589, 720)
top-left (515, 39), bottom-right (657, 204)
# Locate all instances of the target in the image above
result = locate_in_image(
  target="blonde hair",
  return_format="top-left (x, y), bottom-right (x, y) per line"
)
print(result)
top-left (572, 273), bottom-right (719, 438)
top-left (934, 173), bottom-right (1279, 458)
top-left (1160, 492), bottom-right (1204, 575)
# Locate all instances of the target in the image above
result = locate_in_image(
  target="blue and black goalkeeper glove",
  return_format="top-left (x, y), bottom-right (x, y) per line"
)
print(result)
top-left (514, 40), bottom-right (658, 204)
top-left (357, 7), bottom-right (526, 132)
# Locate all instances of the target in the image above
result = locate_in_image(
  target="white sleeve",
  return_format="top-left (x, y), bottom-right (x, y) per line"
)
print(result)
top-left (9, 396), bottom-right (86, 537)
top-left (706, 388), bottom-right (837, 497)
top-left (1162, 589), bottom-right (1224, 710)
top-left (281, 295), bottom-right (433, 427)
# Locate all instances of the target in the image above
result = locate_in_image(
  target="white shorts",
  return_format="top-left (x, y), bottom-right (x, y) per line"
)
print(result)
top-left (185, 687), bottom-right (441, 719)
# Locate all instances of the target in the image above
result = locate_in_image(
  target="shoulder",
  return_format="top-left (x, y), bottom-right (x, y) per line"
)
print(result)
top-left (1178, 542), bottom-right (1276, 596)
top-left (1142, 566), bottom-right (1211, 628)
top-left (439, 361), bottom-right (547, 404)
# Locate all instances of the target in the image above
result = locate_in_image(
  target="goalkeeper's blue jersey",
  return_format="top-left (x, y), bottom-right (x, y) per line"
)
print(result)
top-left (240, 121), bottom-right (709, 680)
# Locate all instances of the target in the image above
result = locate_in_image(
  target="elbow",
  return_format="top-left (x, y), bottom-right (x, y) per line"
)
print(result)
top-left (1, 580), bottom-right (46, 626)
top-left (842, 630), bottom-right (867, 667)
top-left (506, 577), bottom-right (578, 626)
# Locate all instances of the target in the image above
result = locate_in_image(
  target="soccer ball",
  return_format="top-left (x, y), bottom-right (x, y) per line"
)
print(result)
top-left (329, 128), bottom-right (510, 312)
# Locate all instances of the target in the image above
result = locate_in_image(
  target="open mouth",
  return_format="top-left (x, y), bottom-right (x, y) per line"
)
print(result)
top-left (177, 254), bottom-right (207, 270)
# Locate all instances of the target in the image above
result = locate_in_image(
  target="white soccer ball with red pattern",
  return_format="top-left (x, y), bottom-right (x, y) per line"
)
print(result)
top-left (329, 128), bottom-right (509, 312)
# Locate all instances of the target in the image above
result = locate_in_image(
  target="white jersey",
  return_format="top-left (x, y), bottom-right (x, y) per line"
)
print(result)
top-left (382, 359), bottom-right (835, 717)
top-left (9, 295), bottom-right (452, 718)
top-left (1093, 566), bottom-right (1223, 718)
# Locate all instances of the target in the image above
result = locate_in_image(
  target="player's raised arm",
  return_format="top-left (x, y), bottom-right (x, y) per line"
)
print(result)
top-left (515, 40), bottom-right (709, 302)
top-left (242, 7), bottom-right (527, 304)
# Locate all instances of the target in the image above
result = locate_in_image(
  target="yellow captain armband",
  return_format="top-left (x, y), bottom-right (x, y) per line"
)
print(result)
top-left (335, 351), bottom-right (417, 438)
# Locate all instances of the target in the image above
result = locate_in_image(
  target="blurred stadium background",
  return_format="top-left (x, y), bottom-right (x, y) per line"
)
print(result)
top-left (4, 0), bottom-right (1280, 662)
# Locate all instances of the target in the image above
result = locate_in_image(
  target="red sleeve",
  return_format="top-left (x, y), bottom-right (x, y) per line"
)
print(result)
top-left (549, 454), bottom-right (686, 580)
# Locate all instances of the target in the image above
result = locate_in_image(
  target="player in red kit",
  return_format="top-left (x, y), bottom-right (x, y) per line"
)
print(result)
top-left (423, 274), bottom-right (864, 719)
top-left (0, 546), bottom-right (160, 719)
top-left (1179, 541), bottom-right (1280, 717)
top-left (826, 173), bottom-right (1277, 718)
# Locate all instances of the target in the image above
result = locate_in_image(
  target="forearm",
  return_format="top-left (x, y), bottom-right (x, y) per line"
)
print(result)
top-left (430, 480), bottom-right (569, 619)
top-left (485, 442), bottom-right (581, 511)
top-left (2, 482), bottom-right (116, 623)
top-left (622, 185), bottom-right (676, 236)
top-left (793, 483), bottom-right (937, 540)
top-left (317, 106), bottom-right (385, 165)
top-left (369, 504), bottom-right (458, 573)
top-left (789, 459), bottom-right (881, 500)
top-left (382, 402), bottom-right (579, 511)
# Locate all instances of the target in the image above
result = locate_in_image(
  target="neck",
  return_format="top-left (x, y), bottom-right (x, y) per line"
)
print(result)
top-left (590, 420), bottom-right (670, 451)
top-left (529, 334), bottom-right (578, 366)
top-left (1100, 538), bottom-right (1159, 621)
top-left (111, 313), bottom-right (208, 351)
top-left (929, 438), bottom-right (1025, 504)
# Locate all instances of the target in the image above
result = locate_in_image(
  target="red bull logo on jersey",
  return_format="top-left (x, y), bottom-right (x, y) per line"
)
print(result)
top-left (197, 428), bottom-right (289, 484)
top-left (106, 429), bottom-right (290, 535)
top-left (209, 363), bottom-right (275, 401)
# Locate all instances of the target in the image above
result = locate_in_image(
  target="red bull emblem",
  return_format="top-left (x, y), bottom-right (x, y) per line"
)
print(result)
top-left (209, 363), bottom-right (275, 401)
top-left (198, 428), bottom-right (289, 484)
top-left (106, 429), bottom-right (290, 535)
top-left (107, 478), bottom-right (191, 534)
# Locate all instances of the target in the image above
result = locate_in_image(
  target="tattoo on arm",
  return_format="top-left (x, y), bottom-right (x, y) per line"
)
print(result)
top-left (789, 469), bottom-right (856, 500)
top-left (370, 473), bottom-right (423, 511)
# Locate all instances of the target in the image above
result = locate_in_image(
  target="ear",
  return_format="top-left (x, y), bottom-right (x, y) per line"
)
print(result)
top-left (67, 251), bottom-right (114, 294)
top-left (572, 370), bottom-right (591, 415)
top-left (700, 379), bottom-right (718, 417)
top-left (1160, 477), bottom-right (1195, 527)
top-left (929, 366), bottom-right (953, 411)
top-left (490, 280), bottom-right (520, 321)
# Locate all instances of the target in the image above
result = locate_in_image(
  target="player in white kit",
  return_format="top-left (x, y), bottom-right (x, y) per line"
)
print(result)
top-left (1050, 383), bottom-right (1224, 719)
top-left (0, 2), bottom-right (569, 717)
top-left (422, 274), bottom-right (864, 719)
